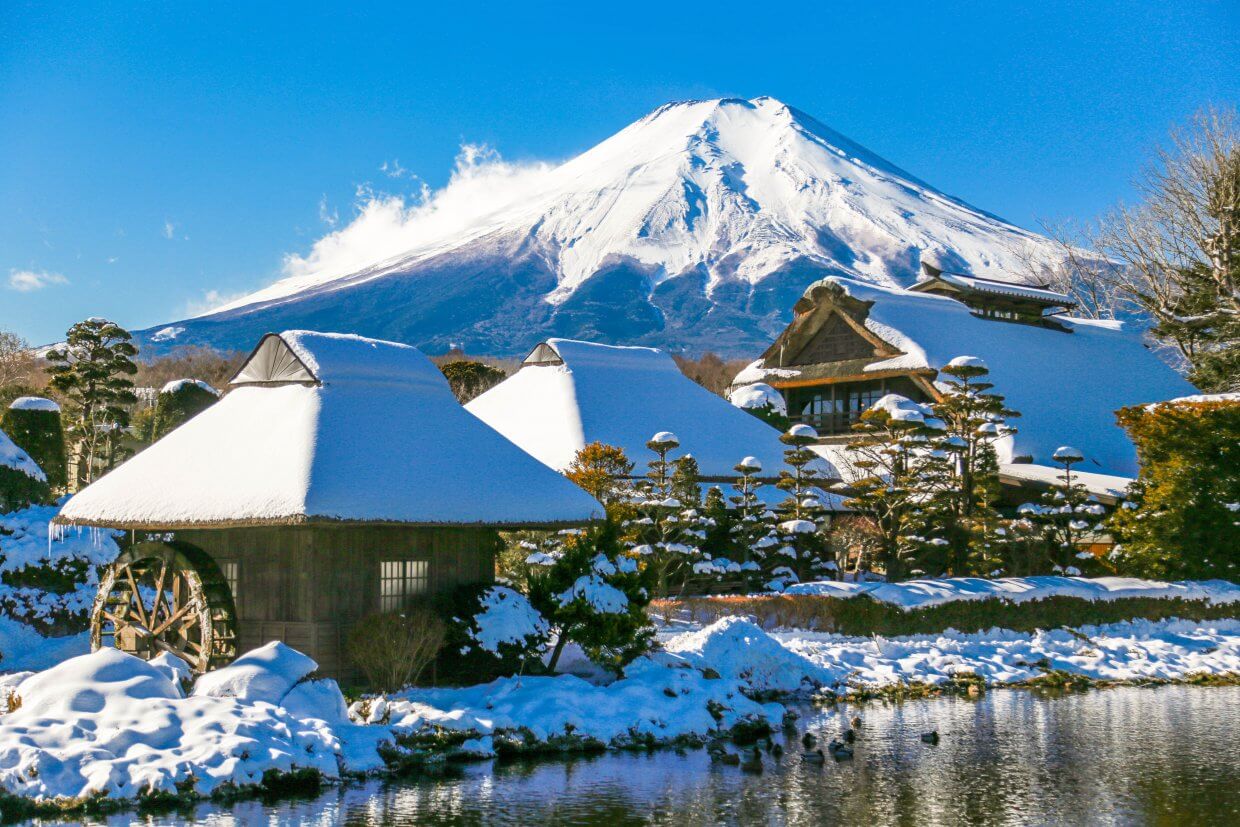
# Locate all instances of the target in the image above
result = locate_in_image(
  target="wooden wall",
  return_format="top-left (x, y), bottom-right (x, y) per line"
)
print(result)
top-left (175, 524), bottom-right (497, 683)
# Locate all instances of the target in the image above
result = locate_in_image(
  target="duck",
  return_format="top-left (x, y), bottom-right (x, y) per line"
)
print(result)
top-left (921, 731), bottom-right (940, 745)
top-left (707, 738), bottom-right (729, 756)
top-left (801, 732), bottom-right (817, 748)
top-left (802, 748), bottom-right (826, 765)
top-left (850, 716), bottom-right (863, 729)
top-left (842, 728), bottom-right (856, 744)
top-left (828, 739), bottom-right (854, 760)
top-left (771, 742), bottom-right (784, 759)
top-left (720, 752), bottom-right (741, 766)
top-left (741, 747), bottom-right (764, 774)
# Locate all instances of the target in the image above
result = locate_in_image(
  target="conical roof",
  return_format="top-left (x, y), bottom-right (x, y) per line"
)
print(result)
top-left (57, 331), bottom-right (604, 529)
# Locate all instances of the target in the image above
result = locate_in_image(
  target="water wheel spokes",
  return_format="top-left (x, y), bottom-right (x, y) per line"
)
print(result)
top-left (92, 541), bottom-right (238, 673)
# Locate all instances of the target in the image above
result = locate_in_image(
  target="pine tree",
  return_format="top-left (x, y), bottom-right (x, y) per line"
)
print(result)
top-left (1016, 446), bottom-right (1107, 573)
top-left (728, 456), bottom-right (779, 585)
top-left (844, 395), bottom-right (939, 581)
top-left (565, 441), bottom-right (634, 505)
top-left (45, 318), bottom-right (139, 488)
top-left (911, 357), bottom-right (1019, 576)
top-left (625, 432), bottom-right (708, 595)
top-left (772, 424), bottom-right (833, 584)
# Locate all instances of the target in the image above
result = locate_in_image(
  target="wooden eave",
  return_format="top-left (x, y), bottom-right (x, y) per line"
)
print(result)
top-left (52, 513), bottom-right (602, 532)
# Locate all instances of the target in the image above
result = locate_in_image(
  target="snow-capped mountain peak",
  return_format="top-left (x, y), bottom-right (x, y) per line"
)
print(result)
top-left (146, 97), bottom-right (1059, 356)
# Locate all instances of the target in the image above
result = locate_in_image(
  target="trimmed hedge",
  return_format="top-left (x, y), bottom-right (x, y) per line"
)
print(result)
top-left (0, 465), bottom-right (50, 513)
top-left (654, 593), bottom-right (1238, 637)
top-left (1, 406), bottom-right (67, 490)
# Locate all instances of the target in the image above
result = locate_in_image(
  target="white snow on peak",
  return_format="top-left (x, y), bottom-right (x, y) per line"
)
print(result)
top-left (7, 396), bottom-right (60, 413)
top-left (203, 97), bottom-right (1062, 319)
top-left (56, 331), bottom-right (604, 528)
top-left (466, 338), bottom-right (838, 479)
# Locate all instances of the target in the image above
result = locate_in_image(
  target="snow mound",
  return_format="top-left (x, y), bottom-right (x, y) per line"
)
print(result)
top-left (281, 678), bottom-right (351, 724)
top-left (192, 641), bottom-right (317, 704)
top-left (0, 648), bottom-right (342, 803)
top-left (729, 383), bottom-right (787, 415)
top-left (7, 396), bottom-right (59, 413)
top-left (159, 378), bottom-right (220, 396)
top-left (663, 616), bottom-right (829, 694)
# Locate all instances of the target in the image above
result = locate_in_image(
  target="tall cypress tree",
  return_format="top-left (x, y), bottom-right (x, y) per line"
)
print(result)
top-left (45, 318), bottom-right (139, 488)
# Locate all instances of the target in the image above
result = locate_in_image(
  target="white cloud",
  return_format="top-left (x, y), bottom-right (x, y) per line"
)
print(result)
top-left (277, 144), bottom-right (554, 288)
top-left (8, 269), bottom-right (69, 292)
top-left (318, 195), bottom-right (338, 228)
top-left (183, 288), bottom-right (252, 318)
top-left (163, 220), bottom-right (176, 239)
top-left (380, 159), bottom-right (409, 179)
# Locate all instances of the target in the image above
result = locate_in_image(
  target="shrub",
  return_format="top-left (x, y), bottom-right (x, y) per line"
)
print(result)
top-left (0, 465), bottom-right (50, 513)
top-left (1, 401), bottom-right (67, 490)
top-left (1109, 397), bottom-right (1240, 580)
top-left (438, 360), bottom-right (506, 403)
top-left (348, 608), bottom-right (447, 692)
top-left (146, 380), bottom-right (219, 442)
top-left (437, 583), bottom-right (550, 683)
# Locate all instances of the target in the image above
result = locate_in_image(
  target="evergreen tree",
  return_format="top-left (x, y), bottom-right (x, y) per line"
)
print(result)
top-left (912, 357), bottom-right (1018, 576)
top-left (45, 318), bottom-right (138, 488)
top-left (1108, 397), bottom-right (1240, 580)
top-left (144, 380), bottom-right (219, 443)
top-left (728, 457), bottom-right (779, 585)
top-left (772, 424), bottom-right (833, 584)
top-left (1016, 446), bottom-right (1108, 573)
top-left (1, 398), bottom-right (67, 491)
top-left (844, 395), bottom-right (940, 581)
top-left (525, 520), bottom-right (655, 674)
top-left (437, 360), bottom-right (507, 403)
top-left (624, 432), bottom-right (708, 595)
top-left (565, 442), bottom-right (634, 505)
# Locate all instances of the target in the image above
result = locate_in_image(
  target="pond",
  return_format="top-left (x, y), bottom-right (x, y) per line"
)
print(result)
top-left (22, 685), bottom-right (1240, 826)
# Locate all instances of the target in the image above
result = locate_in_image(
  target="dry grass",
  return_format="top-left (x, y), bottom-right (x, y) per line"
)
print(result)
top-left (349, 608), bottom-right (447, 692)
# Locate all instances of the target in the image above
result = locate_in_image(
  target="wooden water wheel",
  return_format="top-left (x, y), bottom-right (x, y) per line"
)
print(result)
top-left (91, 540), bottom-right (238, 672)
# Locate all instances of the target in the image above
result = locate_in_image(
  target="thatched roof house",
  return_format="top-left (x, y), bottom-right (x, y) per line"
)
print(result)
top-left (58, 331), bottom-right (603, 680)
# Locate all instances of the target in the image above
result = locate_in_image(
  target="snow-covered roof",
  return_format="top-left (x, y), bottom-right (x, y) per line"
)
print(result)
top-left (913, 270), bottom-right (1074, 307)
top-left (997, 463), bottom-right (1131, 504)
top-left (160, 379), bottom-right (219, 397)
top-left (7, 396), bottom-right (60, 413)
top-left (809, 278), bottom-right (1196, 476)
top-left (0, 427), bottom-right (45, 482)
top-left (57, 331), bottom-right (604, 529)
top-left (466, 339), bottom-right (838, 480)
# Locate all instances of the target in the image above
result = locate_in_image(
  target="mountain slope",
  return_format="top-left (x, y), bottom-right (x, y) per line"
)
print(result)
top-left (141, 97), bottom-right (1060, 356)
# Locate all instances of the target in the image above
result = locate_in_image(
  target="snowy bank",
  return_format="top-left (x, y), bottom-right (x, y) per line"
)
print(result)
top-left (783, 575), bottom-right (1240, 611)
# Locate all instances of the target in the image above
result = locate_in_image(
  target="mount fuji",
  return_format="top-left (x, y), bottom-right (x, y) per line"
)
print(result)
top-left (140, 97), bottom-right (1062, 357)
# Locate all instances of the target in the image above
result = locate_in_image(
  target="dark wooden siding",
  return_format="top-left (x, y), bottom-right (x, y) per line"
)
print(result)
top-left (174, 524), bottom-right (497, 683)
top-left (789, 313), bottom-right (877, 365)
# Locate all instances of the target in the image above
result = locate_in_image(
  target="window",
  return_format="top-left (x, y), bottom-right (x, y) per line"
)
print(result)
top-left (221, 561), bottom-right (240, 613)
top-left (379, 560), bottom-right (429, 612)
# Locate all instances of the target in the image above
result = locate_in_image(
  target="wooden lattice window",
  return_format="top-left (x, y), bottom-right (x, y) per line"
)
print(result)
top-left (221, 560), bottom-right (240, 613)
top-left (379, 560), bottom-right (429, 612)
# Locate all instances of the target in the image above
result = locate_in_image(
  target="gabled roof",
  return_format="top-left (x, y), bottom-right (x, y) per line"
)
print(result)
top-left (57, 331), bottom-right (604, 529)
top-left (768, 279), bottom-right (1196, 477)
top-left (466, 338), bottom-right (839, 480)
top-left (910, 263), bottom-right (1074, 308)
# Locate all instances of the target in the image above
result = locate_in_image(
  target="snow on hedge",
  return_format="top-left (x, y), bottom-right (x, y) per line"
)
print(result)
top-left (783, 575), bottom-right (1240, 611)
top-left (7, 397), bottom-right (59, 413)
top-left (159, 378), bottom-right (220, 396)
top-left (0, 502), bottom-right (119, 624)
top-left (0, 428), bottom-right (43, 481)
top-left (467, 586), bottom-right (549, 655)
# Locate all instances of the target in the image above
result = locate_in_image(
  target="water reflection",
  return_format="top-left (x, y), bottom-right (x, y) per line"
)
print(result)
top-left (33, 686), bottom-right (1240, 826)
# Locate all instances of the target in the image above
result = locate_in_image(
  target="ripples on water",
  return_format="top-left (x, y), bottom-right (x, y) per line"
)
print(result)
top-left (33, 686), bottom-right (1240, 826)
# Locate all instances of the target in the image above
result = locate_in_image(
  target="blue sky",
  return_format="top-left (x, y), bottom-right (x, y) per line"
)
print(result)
top-left (2, 1), bottom-right (1236, 344)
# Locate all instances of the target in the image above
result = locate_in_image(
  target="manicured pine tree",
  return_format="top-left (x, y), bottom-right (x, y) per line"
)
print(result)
top-left (625, 432), bottom-right (707, 595)
top-left (844, 395), bottom-right (940, 581)
top-left (772, 424), bottom-right (833, 584)
top-left (728, 456), bottom-right (779, 585)
top-left (45, 318), bottom-right (138, 488)
top-left (913, 357), bottom-right (1018, 576)
top-left (1017, 445), bottom-right (1107, 573)
top-left (565, 442), bottom-right (635, 506)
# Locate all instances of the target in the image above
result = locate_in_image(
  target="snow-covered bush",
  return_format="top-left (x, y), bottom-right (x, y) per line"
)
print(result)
top-left (0, 502), bottom-right (117, 635)
top-left (347, 608), bottom-right (447, 691)
top-left (1, 398), bottom-right (66, 491)
top-left (442, 584), bottom-right (550, 680)
top-left (0, 427), bottom-right (49, 513)
top-left (728, 382), bottom-right (790, 430)
top-left (135, 378), bottom-right (219, 443)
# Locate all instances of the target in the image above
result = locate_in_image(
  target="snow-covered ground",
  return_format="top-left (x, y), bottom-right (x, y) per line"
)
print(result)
top-left (783, 575), bottom-right (1240, 610)
top-left (1, 610), bottom-right (1237, 811)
